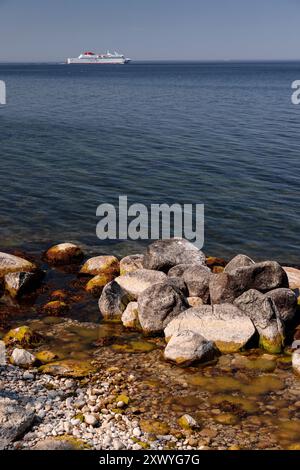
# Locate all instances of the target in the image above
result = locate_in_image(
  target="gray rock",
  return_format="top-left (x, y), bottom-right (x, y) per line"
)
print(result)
top-left (168, 263), bottom-right (197, 278)
top-left (164, 304), bottom-right (255, 353)
top-left (115, 269), bottom-right (167, 299)
top-left (138, 281), bottom-right (188, 334)
top-left (143, 238), bottom-right (205, 272)
top-left (224, 254), bottom-right (255, 274)
top-left (0, 252), bottom-right (37, 278)
top-left (0, 397), bottom-right (35, 449)
top-left (4, 270), bottom-right (43, 298)
top-left (10, 348), bottom-right (36, 366)
top-left (234, 289), bottom-right (274, 329)
top-left (98, 281), bottom-right (130, 320)
top-left (234, 289), bottom-right (284, 353)
top-left (166, 277), bottom-right (188, 296)
top-left (210, 261), bottom-right (289, 304)
top-left (121, 301), bottom-right (140, 329)
top-left (183, 265), bottom-right (212, 302)
top-left (164, 330), bottom-right (217, 366)
top-left (0, 341), bottom-right (6, 365)
top-left (266, 288), bottom-right (298, 322)
top-left (120, 254), bottom-right (144, 275)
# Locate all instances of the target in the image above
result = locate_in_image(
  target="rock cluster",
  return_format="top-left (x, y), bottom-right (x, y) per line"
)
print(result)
top-left (98, 239), bottom-right (299, 364)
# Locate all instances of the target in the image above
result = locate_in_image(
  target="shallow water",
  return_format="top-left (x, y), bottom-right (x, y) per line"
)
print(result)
top-left (1, 62), bottom-right (300, 262)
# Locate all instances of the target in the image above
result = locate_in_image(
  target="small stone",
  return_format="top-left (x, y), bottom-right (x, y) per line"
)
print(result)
top-left (10, 348), bottom-right (36, 367)
top-left (178, 414), bottom-right (197, 430)
top-left (84, 414), bottom-right (98, 426)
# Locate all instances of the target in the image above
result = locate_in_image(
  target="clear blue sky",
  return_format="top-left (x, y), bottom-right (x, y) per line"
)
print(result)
top-left (0, 0), bottom-right (299, 61)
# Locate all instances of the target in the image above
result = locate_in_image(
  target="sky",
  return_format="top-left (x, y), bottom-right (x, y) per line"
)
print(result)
top-left (0, 0), bottom-right (299, 61)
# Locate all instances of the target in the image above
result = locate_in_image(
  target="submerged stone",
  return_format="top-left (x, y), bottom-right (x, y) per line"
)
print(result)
top-left (44, 243), bottom-right (84, 265)
top-left (39, 359), bottom-right (96, 377)
top-left (80, 255), bottom-right (119, 277)
top-left (164, 330), bottom-right (217, 366)
top-left (3, 326), bottom-right (42, 348)
top-left (140, 419), bottom-right (170, 435)
top-left (85, 273), bottom-right (115, 296)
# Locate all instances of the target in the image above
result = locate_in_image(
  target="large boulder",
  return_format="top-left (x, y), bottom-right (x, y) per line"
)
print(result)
top-left (138, 282), bottom-right (188, 334)
top-left (266, 288), bottom-right (297, 323)
top-left (44, 243), bottom-right (84, 265)
top-left (143, 238), bottom-right (205, 272)
top-left (0, 397), bottom-right (35, 450)
top-left (98, 281), bottom-right (130, 320)
top-left (224, 254), bottom-right (255, 274)
top-left (0, 252), bottom-right (36, 278)
top-left (234, 289), bottom-right (285, 353)
top-left (80, 255), bottom-right (119, 277)
top-left (120, 254), bottom-right (144, 275)
top-left (164, 304), bottom-right (256, 353)
top-left (114, 269), bottom-right (167, 299)
top-left (164, 330), bottom-right (217, 366)
top-left (283, 267), bottom-right (300, 290)
top-left (210, 261), bottom-right (288, 304)
top-left (182, 265), bottom-right (212, 302)
top-left (4, 270), bottom-right (44, 298)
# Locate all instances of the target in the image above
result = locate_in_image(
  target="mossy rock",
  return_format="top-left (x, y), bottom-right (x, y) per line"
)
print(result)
top-left (140, 419), bottom-right (170, 436)
top-left (85, 273), bottom-right (115, 296)
top-left (39, 359), bottom-right (96, 378)
top-left (42, 301), bottom-right (69, 316)
top-left (111, 340), bottom-right (156, 354)
top-left (3, 326), bottom-right (42, 347)
top-left (131, 437), bottom-right (150, 449)
top-left (35, 350), bottom-right (58, 364)
top-left (116, 394), bottom-right (130, 405)
top-left (259, 333), bottom-right (283, 354)
top-left (33, 435), bottom-right (91, 450)
top-left (214, 413), bottom-right (239, 425)
top-left (177, 414), bottom-right (196, 430)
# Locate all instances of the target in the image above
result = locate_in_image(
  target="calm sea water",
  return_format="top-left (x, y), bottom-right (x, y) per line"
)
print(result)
top-left (0, 62), bottom-right (299, 263)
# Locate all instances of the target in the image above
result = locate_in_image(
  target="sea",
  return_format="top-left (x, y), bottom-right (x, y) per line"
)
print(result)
top-left (0, 61), bottom-right (300, 263)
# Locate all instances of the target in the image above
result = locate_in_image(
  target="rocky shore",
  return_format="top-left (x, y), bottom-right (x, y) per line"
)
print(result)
top-left (1, 239), bottom-right (300, 450)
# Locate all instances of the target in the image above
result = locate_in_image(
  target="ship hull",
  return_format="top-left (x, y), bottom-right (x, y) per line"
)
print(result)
top-left (67, 57), bottom-right (130, 64)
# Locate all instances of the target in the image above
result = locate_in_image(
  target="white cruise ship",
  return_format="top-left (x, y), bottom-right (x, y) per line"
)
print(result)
top-left (67, 51), bottom-right (130, 64)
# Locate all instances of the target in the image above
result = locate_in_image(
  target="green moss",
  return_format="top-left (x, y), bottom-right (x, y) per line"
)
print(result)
top-left (3, 326), bottom-right (42, 347)
top-left (259, 334), bottom-right (283, 354)
top-left (131, 437), bottom-right (150, 449)
top-left (116, 394), bottom-right (130, 405)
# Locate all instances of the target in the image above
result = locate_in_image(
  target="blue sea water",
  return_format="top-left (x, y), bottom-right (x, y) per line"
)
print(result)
top-left (0, 61), bottom-right (299, 263)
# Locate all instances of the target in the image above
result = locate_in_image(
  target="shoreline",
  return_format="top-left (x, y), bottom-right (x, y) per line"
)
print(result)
top-left (1, 239), bottom-right (300, 450)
